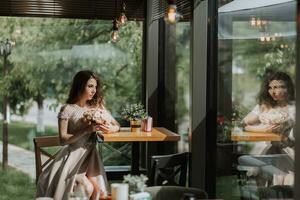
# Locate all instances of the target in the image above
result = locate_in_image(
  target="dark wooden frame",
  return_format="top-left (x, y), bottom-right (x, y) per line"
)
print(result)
top-left (190, 0), bottom-right (218, 198)
top-left (295, 1), bottom-right (300, 199)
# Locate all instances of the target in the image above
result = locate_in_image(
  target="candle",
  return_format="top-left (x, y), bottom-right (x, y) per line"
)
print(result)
top-left (111, 183), bottom-right (129, 200)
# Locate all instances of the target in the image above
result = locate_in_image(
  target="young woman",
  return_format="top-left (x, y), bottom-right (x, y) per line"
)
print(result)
top-left (37, 70), bottom-right (120, 199)
top-left (243, 71), bottom-right (295, 155)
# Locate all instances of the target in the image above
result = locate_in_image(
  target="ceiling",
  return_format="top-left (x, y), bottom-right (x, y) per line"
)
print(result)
top-left (0, 0), bottom-right (145, 20)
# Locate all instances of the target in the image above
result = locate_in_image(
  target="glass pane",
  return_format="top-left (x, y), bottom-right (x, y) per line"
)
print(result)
top-left (217, 0), bottom-right (296, 199)
top-left (176, 22), bottom-right (190, 152)
top-left (0, 17), bottom-right (143, 166)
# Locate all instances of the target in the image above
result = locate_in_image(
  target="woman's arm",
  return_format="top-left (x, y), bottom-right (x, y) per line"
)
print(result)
top-left (97, 120), bottom-right (120, 133)
top-left (58, 119), bottom-right (94, 145)
top-left (244, 124), bottom-right (279, 133)
top-left (243, 104), bottom-right (265, 125)
top-left (243, 113), bottom-right (259, 125)
top-left (96, 105), bottom-right (120, 133)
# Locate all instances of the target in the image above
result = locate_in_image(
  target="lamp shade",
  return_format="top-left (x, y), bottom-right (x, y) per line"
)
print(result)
top-left (164, 4), bottom-right (182, 24)
top-left (111, 19), bottom-right (120, 42)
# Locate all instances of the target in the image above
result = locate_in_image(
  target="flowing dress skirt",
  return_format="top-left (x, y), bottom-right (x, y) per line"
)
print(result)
top-left (37, 135), bottom-right (107, 199)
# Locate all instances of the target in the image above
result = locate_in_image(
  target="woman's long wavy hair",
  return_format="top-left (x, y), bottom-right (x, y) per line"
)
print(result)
top-left (66, 70), bottom-right (103, 106)
top-left (258, 71), bottom-right (295, 107)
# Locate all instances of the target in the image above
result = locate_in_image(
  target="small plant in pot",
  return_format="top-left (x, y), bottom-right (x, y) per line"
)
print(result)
top-left (123, 174), bottom-right (148, 194)
top-left (121, 103), bottom-right (147, 132)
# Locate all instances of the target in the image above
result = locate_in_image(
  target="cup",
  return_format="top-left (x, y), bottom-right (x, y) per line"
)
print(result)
top-left (111, 183), bottom-right (129, 200)
top-left (142, 116), bottom-right (152, 132)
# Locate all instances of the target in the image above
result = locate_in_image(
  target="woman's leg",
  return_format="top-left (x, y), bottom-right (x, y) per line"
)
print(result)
top-left (87, 176), bottom-right (102, 200)
top-left (74, 175), bottom-right (94, 198)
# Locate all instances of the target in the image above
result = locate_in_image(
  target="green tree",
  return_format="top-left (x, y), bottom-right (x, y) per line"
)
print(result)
top-left (0, 17), bottom-right (143, 133)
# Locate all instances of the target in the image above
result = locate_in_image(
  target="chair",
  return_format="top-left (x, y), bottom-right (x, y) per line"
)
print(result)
top-left (258, 185), bottom-right (293, 199)
top-left (237, 154), bottom-right (294, 200)
top-left (149, 152), bottom-right (190, 186)
top-left (33, 136), bottom-right (61, 183)
top-left (145, 186), bottom-right (207, 200)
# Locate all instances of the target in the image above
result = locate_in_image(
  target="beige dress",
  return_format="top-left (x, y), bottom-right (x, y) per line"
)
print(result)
top-left (245, 104), bottom-right (295, 186)
top-left (247, 104), bottom-right (295, 156)
top-left (37, 104), bottom-right (115, 199)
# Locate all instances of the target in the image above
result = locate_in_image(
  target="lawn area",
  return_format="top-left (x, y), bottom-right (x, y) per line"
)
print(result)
top-left (0, 120), bottom-right (57, 151)
top-left (0, 165), bottom-right (36, 200)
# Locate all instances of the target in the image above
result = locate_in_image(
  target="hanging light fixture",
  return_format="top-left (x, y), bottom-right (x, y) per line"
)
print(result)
top-left (118, 0), bottom-right (128, 26)
top-left (164, 0), bottom-right (182, 24)
top-left (111, 19), bottom-right (120, 42)
top-left (249, 16), bottom-right (268, 28)
top-left (259, 33), bottom-right (277, 43)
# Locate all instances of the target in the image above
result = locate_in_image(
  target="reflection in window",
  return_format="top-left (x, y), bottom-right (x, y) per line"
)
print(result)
top-left (175, 22), bottom-right (190, 153)
top-left (217, 0), bottom-right (296, 199)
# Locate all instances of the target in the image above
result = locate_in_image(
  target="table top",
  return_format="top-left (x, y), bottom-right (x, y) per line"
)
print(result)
top-left (103, 127), bottom-right (180, 142)
top-left (231, 131), bottom-right (281, 142)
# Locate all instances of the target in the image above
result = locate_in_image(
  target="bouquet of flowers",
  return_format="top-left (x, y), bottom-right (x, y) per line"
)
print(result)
top-left (217, 114), bottom-right (232, 143)
top-left (121, 103), bottom-right (147, 121)
top-left (123, 174), bottom-right (148, 194)
top-left (82, 109), bottom-right (107, 125)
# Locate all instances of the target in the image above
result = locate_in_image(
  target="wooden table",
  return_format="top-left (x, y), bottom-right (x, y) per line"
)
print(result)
top-left (231, 131), bottom-right (281, 142)
top-left (103, 127), bottom-right (180, 142)
top-left (102, 127), bottom-right (180, 174)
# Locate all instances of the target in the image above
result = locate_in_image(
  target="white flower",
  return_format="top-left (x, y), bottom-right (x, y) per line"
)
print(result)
top-left (123, 174), bottom-right (148, 193)
top-left (82, 109), bottom-right (105, 125)
top-left (121, 103), bottom-right (147, 121)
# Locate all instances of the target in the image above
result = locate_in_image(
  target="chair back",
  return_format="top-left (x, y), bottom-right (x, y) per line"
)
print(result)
top-left (33, 136), bottom-right (61, 183)
top-left (149, 152), bottom-right (190, 186)
top-left (145, 186), bottom-right (208, 200)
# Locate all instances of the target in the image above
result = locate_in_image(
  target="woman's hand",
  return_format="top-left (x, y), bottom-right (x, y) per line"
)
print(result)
top-left (94, 124), bottom-right (111, 133)
top-left (85, 123), bottom-right (111, 134)
top-left (93, 121), bottom-right (120, 133)
top-left (85, 123), bottom-right (100, 133)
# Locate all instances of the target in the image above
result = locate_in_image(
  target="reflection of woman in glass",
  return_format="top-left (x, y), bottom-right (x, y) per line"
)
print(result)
top-left (243, 71), bottom-right (295, 155)
top-left (37, 70), bottom-right (120, 199)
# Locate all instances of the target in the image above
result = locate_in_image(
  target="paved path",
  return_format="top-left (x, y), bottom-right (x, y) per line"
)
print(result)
top-left (0, 141), bottom-right (36, 179)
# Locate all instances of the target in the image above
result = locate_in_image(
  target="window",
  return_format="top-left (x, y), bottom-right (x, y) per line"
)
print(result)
top-left (216, 1), bottom-right (296, 199)
top-left (0, 17), bottom-right (143, 166)
top-left (176, 22), bottom-right (190, 153)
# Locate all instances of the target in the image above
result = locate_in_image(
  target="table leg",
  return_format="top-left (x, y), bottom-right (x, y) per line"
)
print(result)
top-left (131, 142), bottom-right (140, 175)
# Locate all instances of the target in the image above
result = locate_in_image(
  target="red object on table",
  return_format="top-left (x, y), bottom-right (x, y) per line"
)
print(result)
top-left (100, 195), bottom-right (111, 200)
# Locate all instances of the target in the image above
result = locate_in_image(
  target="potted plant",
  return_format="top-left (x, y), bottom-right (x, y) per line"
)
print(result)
top-left (123, 174), bottom-right (148, 194)
top-left (121, 103), bottom-right (147, 132)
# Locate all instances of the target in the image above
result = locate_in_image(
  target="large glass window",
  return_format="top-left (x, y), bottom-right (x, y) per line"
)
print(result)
top-left (0, 17), bottom-right (143, 166)
top-left (176, 22), bottom-right (190, 153)
top-left (217, 1), bottom-right (296, 199)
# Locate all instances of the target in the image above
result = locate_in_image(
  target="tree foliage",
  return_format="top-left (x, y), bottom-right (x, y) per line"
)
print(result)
top-left (0, 17), bottom-right (143, 116)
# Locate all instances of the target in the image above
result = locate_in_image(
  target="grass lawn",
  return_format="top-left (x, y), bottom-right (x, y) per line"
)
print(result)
top-left (0, 165), bottom-right (36, 200)
top-left (0, 120), bottom-right (57, 151)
